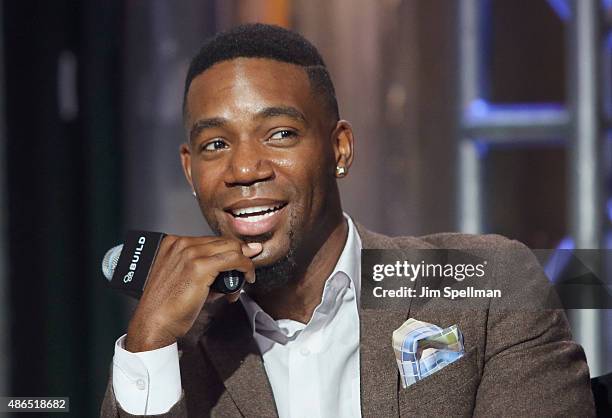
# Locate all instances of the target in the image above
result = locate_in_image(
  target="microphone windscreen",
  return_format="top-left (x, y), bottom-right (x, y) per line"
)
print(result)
top-left (102, 244), bottom-right (123, 281)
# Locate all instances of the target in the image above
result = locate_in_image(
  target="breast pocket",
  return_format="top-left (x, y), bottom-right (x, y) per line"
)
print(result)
top-left (398, 346), bottom-right (480, 417)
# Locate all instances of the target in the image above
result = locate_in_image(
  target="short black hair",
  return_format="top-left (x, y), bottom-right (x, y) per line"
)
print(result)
top-left (183, 23), bottom-right (339, 121)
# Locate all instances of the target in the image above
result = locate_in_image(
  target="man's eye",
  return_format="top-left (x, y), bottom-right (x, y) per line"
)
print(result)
top-left (269, 130), bottom-right (297, 141)
top-left (203, 139), bottom-right (227, 152)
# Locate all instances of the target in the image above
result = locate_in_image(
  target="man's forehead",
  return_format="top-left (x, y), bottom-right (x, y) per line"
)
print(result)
top-left (185, 57), bottom-right (314, 120)
top-left (190, 57), bottom-right (310, 94)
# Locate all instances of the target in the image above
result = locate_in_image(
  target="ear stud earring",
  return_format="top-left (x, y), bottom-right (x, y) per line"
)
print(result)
top-left (335, 166), bottom-right (347, 177)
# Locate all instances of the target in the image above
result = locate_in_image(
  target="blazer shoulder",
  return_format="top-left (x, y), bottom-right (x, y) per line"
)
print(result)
top-left (355, 221), bottom-right (524, 251)
top-left (414, 231), bottom-right (520, 250)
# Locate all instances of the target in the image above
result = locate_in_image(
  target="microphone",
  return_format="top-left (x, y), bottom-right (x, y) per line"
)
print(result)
top-left (101, 230), bottom-right (245, 298)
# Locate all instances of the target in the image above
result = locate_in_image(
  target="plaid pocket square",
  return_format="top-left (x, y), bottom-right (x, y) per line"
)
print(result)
top-left (392, 318), bottom-right (465, 389)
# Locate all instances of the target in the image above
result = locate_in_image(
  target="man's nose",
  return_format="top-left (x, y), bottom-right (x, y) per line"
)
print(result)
top-left (224, 142), bottom-right (274, 187)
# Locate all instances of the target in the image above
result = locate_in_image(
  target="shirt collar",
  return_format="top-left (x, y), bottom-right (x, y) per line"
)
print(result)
top-left (239, 212), bottom-right (362, 338)
top-left (333, 212), bottom-right (362, 303)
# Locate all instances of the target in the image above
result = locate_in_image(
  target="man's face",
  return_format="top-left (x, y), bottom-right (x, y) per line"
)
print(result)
top-left (181, 58), bottom-right (341, 270)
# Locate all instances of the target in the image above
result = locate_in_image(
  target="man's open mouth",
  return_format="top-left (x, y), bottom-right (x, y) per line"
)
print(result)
top-left (224, 200), bottom-right (288, 236)
top-left (229, 203), bottom-right (287, 222)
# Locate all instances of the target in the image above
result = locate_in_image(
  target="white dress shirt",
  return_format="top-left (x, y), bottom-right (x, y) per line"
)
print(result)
top-left (112, 213), bottom-right (362, 417)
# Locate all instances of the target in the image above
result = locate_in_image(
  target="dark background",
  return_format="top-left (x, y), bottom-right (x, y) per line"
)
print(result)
top-left (1, 0), bottom-right (610, 416)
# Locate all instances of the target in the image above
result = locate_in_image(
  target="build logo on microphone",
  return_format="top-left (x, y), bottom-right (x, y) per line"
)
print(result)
top-left (124, 236), bottom-right (146, 283)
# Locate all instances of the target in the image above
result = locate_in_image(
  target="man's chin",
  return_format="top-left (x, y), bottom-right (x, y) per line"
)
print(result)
top-left (252, 245), bottom-right (291, 269)
top-left (250, 251), bottom-right (298, 294)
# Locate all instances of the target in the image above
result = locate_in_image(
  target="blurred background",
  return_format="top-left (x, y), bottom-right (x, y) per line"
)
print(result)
top-left (1, 0), bottom-right (611, 416)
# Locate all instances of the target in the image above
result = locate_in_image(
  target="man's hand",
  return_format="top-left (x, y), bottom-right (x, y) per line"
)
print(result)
top-left (125, 235), bottom-right (262, 352)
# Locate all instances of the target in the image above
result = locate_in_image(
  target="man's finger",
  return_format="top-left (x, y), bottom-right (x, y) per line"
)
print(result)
top-left (242, 242), bottom-right (263, 257)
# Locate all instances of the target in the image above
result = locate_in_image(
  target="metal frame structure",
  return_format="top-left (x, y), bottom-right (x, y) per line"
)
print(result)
top-left (457, 0), bottom-right (610, 376)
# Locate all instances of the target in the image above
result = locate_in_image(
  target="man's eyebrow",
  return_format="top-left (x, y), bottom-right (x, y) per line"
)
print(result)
top-left (189, 107), bottom-right (307, 142)
top-left (257, 106), bottom-right (307, 125)
top-left (189, 117), bottom-right (227, 142)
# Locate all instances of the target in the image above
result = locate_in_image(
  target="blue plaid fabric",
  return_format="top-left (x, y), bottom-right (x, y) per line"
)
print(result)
top-left (392, 319), bottom-right (465, 389)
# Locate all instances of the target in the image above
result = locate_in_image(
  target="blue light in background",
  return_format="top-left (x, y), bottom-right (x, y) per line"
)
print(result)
top-left (474, 140), bottom-right (489, 158)
top-left (557, 236), bottom-right (576, 250)
top-left (605, 31), bottom-right (612, 51)
top-left (467, 99), bottom-right (566, 118)
top-left (546, 0), bottom-right (571, 21)
top-left (544, 237), bottom-right (574, 283)
top-left (544, 200), bottom-right (612, 283)
top-left (468, 98), bottom-right (489, 118)
top-left (546, 0), bottom-right (612, 22)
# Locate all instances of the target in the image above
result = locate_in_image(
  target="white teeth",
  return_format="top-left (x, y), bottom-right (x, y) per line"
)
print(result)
top-left (236, 211), bottom-right (279, 222)
top-left (231, 204), bottom-right (282, 217)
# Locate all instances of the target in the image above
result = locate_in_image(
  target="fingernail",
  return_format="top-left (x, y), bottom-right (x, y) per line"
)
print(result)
top-left (247, 243), bottom-right (262, 251)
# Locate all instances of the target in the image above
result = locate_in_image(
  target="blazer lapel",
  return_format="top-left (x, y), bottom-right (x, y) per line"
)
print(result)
top-left (356, 223), bottom-right (412, 417)
top-left (355, 223), bottom-right (439, 417)
top-left (200, 301), bottom-right (278, 417)
top-left (359, 308), bottom-right (410, 417)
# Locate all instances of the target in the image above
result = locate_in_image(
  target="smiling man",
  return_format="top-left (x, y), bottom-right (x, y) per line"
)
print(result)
top-left (101, 24), bottom-right (594, 417)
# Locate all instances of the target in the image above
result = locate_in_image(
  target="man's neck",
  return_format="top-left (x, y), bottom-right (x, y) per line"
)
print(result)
top-left (251, 214), bottom-right (349, 324)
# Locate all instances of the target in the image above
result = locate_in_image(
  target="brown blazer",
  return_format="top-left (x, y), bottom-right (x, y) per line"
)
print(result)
top-left (101, 224), bottom-right (595, 417)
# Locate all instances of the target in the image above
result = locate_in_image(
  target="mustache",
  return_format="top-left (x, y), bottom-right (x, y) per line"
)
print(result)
top-left (218, 184), bottom-right (287, 200)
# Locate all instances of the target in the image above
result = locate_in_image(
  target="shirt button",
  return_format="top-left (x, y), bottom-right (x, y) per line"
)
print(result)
top-left (136, 379), bottom-right (146, 390)
top-left (300, 347), bottom-right (310, 356)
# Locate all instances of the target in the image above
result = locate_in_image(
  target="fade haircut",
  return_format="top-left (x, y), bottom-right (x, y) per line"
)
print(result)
top-left (183, 23), bottom-right (339, 121)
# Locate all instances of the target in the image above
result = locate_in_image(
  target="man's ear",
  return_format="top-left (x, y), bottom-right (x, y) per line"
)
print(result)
top-left (331, 120), bottom-right (355, 175)
top-left (179, 143), bottom-right (194, 191)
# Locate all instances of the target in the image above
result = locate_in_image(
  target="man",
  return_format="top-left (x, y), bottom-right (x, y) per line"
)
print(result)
top-left (101, 23), bottom-right (594, 417)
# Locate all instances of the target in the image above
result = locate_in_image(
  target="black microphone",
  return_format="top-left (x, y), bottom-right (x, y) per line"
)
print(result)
top-left (101, 230), bottom-right (245, 298)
